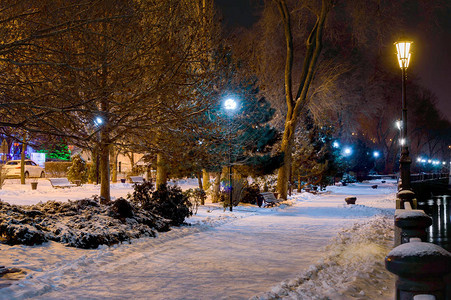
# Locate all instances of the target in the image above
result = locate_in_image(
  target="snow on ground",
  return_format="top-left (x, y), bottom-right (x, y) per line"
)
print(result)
top-left (0, 178), bottom-right (397, 299)
top-left (0, 178), bottom-right (133, 206)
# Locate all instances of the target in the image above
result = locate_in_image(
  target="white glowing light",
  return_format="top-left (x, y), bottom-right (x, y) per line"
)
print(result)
top-left (224, 98), bottom-right (237, 110)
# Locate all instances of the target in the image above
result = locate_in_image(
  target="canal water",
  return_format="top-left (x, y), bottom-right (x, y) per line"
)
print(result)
top-left (417, 194), bottom-right (451, 251)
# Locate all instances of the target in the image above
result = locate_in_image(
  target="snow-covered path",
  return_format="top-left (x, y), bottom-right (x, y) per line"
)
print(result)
top-left (0, 180), bottom-right (397, 299)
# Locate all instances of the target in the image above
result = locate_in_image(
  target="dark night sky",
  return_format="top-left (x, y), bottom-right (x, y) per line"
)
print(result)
top-left (216, 1), bottom-right (451, 122)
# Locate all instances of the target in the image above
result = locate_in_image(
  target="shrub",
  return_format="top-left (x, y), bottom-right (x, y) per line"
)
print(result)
top-left (342, 173), bottom-right (357, 184)
top-left (127, 180), bottom-right (155, 209)
top-left (240, 183), bottom-right (260, 204)
top-left (222, 178), bottom-right (246, 209)
top-left (67, 155), bottom-right (88, 184)
top-left (109, 198), bottom-right (134, 219)
top-left (128, 182), bottom-right (192, 226)
top-left (184, 188), bottom-right (206, 214)
top-left (44, 161), bottom-right (72, 177)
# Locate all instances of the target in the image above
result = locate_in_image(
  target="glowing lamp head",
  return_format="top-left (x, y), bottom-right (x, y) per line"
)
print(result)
top-left (395, 40), bottom-right (412, 69)
top-left (344, 147), bottom-right (352, 156)
top-left (395, 120), bottom-right (402, 130)
top-left (224, 98), bottom-right (237, 111)
top-left (95, 117), bottom-right (103, 125)
top-left (373, 151), bottom-right (380, 158)
top-left (333, 141), bottom-right (339, 148)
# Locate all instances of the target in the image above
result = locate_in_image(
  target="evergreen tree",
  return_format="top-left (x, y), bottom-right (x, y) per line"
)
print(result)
top-left (347, 138), bottom-right (375, 181)
top-left (292, 114), bottom-right (345, 189)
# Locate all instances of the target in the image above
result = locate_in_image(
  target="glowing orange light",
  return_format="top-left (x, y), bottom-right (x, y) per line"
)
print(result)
top-left (395, 41), bottom-right (412, 69)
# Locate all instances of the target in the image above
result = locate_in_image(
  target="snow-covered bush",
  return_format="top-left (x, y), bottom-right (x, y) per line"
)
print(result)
top-left (66, 154), bottom-right (88, 184)
top-left (254, 174), bottom-right (277, 192)
top-left (0, 198), bottom-right (170, 249)
top-left (342, 173), bottom-right (357, 184)
top-left (128, 183), bottom-right (192, 226)
top-left (240, 183), bottom-right (260, 204)
top-left (184, 188), bottom-right (206, 213)
top-left (127, 180), bottom-right (155, 208)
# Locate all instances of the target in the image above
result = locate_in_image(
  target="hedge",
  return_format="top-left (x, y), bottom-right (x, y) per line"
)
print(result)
top-left (44, 162), bottom-right (72, 177)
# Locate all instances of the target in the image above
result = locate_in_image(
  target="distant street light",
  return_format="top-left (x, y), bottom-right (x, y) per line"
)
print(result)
top-left (343, 147), bottom-right (352, 156)
top-left (224, 98), bottom-right (237, 212)
top-left (394, 39), bottom-right (414, 205)
top-left (373, 151), bottom-right (380, 158)
top-left (333, 141), bottom-right (340, 148)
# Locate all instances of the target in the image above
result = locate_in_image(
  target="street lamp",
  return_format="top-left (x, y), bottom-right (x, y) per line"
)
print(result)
top-left (224, 98), bottom-right (237, 212)
top-left (394, 39), bottom-right (415, 205)
top-left (94, 116), bottom-right (103, 185)
top-left (343, 147), bottom-right (352, 156)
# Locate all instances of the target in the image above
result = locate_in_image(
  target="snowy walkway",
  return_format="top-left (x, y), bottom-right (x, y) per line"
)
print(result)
top-left (0, 180), bottom-right (397, 299)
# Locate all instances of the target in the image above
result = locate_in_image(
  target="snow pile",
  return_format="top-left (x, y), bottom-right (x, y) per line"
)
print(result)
top-left (252, 215), bottom-right (395, 300)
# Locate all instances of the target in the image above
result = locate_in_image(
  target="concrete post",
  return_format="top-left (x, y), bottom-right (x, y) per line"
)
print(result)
top-left (385, 239), bottom-right (451, 300)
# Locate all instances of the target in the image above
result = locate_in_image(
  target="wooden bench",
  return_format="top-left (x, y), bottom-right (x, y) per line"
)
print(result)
top-left (260, 192), bottom-right (281, 207)
top-left (48, 178), bottom-right (77, 189)
top-left (129, 176), bottom-right (145, 184)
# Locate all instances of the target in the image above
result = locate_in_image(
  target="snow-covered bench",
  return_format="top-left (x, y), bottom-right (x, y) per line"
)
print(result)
top-left (129, 176), bottom-right (145, 184)
top-left (48, 178), bottom-right (77, 189)
top-left (260, 192), bottom-right (281, 207)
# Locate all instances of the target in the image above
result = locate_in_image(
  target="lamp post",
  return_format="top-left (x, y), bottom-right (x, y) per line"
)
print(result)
top-left (94, 117), bottom-right (103, 185)
top-left (224, 98), bottom-right (237, 212)
top-left (395, 39), bottom-right (415, 205)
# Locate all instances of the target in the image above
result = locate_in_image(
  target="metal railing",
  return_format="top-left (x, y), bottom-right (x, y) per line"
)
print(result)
top-left (410, 173), bottom-right (449, 183)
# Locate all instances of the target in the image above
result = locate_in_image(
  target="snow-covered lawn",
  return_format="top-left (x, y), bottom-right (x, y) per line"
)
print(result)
top-left (0, 179), bottom-right (397, 299)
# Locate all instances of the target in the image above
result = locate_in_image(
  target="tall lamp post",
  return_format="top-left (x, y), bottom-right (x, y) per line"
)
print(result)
top-left (94, 116), bottom-right (103, 185)
top-left (395, 40), bottom-right (415, 205)
top-left (224, 98), bottom-right (237, 212)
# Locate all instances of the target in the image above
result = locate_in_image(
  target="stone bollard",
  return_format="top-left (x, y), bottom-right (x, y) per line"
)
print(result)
top-left (395, 210), bottom-right (432, 245)
top-left (385, 239), bottom-right (451, 300)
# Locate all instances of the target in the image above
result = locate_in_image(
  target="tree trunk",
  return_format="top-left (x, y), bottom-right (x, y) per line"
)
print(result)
top-left (276, 119), bottom-right (296, 199)
top-left (202, 169), bottom-right (210, 191)
top-left (99, 141), bottom-right (110, 204)
top-left (156, 152), bottom-right (168, 188)
top-left (297, 174), bottom-right (302, 192)
top-left (212, 171), bottom-right (221, 203)
top-left (20, 139), bottom-right (26, 185)
top-left (197, 171), bottom-right (203, 190)
top-left (111, 146), bottom-right (118, 183)
top-left (275, 0), bottom-right (332, 200)
top-left (127, 152), bottom-right (135, 172)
